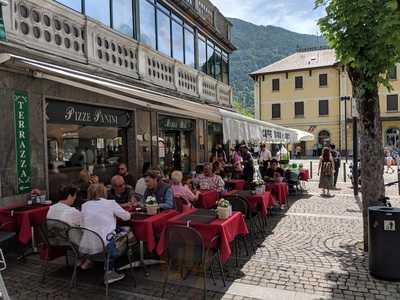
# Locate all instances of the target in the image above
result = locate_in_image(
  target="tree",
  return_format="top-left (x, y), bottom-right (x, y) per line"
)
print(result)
top-left (233, 99), bottom-right (254, 118)
top-left (316, 0), bottom-right (400, 250)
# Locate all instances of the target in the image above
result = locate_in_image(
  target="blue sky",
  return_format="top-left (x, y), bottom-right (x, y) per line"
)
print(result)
top-left (212, 0), bottom-right (325, 35)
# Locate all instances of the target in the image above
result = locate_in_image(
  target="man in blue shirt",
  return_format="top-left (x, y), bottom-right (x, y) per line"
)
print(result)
top-left (143, 171), bottom-right (174, 210)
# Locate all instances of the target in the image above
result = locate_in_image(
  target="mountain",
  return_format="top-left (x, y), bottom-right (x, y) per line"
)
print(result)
top-left (229, 18), bottom-right (327, 114)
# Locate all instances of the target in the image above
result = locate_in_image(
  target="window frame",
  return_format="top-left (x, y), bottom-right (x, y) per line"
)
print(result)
top-left (388, 65), bottom-right (397, 81)
top-left (295, 76), bottom-right (303, 89)
top-left (271, 103), bottom-right (281, 119)
top-left (111, 0), bottom-right (135, 38)
top-left (319, 99), bottom-right (329, 116)
top-left (319, 73), bottom-right (328, 87)
top-left (294, 101), bottom-right (304, 118)
top-left (387, 94), bottom-right (399, 112)
top-left (272, 78), bottom-right (280, 92)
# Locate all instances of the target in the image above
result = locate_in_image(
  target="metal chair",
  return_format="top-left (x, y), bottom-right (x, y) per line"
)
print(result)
top-left (285, 171), bottom-right (302, 195)
top-left (225, 195), bottom-right (257, 254)
top-left (161, 225), bottom-right (226, 300)
top-left (37, 219), bottom-right (71, 282)
top-left (67, 227), bottom-right (134, 298)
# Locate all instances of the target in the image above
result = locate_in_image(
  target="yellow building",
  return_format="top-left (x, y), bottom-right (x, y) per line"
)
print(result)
top-left (250, 48), bottom-right (400, 156)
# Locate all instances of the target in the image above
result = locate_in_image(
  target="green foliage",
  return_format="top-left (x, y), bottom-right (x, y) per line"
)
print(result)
top-left (229, 18), bottom-right (326, 112)
top-left (316, 0), bottom-right (400, 91)
top-left (232, 98), bottom-right (253, 117)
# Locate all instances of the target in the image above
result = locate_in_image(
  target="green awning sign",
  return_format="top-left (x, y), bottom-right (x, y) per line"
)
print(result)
top-left (14, 91), bottom-right (31, 194)
top-left (0, 6), bottom-right (6, 41)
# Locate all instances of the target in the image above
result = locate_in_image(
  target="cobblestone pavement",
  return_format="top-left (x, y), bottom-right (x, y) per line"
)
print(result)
top-left (3, 181), bottom-right (400, 300)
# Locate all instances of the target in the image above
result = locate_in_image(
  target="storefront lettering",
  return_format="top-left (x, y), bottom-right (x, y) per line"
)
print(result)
top-left (63, 106), bottom-right (119, 126)
top-left (263, 129), bottom-right (273, 139)
top-left (160, 117), bottom-right (194, 131)
top-left (14, 91), bottom-right (32, 194)
top-left (46, 101), bottom-right (130, 128)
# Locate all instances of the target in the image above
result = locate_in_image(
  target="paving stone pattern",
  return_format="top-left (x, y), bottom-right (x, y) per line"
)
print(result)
top-left (3, 180), bottom-right (400, 300)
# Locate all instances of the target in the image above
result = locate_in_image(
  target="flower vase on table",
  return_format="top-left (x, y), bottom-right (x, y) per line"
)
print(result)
top-left (145, 196), bottom-right (159, 216)
top-left (216, 198), bottom-right (232, 220)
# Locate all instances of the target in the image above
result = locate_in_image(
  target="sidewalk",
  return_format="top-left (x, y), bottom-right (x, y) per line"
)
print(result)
top-left (3, 181), bottom-right (400, 300)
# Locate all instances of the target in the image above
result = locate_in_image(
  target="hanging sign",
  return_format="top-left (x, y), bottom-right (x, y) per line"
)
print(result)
top-left (14, 91), bottom-right (32, 194)
top-left (0, 6), bottom-right (6, 41)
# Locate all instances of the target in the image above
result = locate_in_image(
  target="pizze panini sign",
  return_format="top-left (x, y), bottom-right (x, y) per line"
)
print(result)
top-left (14, 91), bottom-right (32, 194)
top-left (46, 100), bottom-right (131, 127)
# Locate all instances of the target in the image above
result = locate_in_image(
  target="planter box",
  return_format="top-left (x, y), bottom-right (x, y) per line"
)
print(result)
top-left (146, 205), bottom-right (159, 216)
top-left (217, 206), bottom-right (232, 220)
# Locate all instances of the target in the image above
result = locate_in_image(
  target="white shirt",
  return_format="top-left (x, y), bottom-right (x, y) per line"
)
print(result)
top-left (47, 202), bottom-right (82, 227)
top-left (80, 198), bottom-right (131, 254)
top-left (259, 149), bottom-right (272, 163)
top-left (135, 177), bottom-right (147, 196)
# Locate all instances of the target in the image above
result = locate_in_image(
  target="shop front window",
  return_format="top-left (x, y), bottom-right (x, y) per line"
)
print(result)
top-left (172, 17), bottom-right (184, 62)
top-left (140, 0), bottom-right (156, 49)
top-left (159, 116), bottom-right (195, 175)
top-left (318, 130), bottom-right (331, 146)
top-left (46, 101), bottom-right (131, 199)
top-left (184, 26), bottom-right (195, 67)
top-left (157, 7), bottom-right (171, 56)
top-left (112, 0), bottom-right (134, 37)
top-left (208, 122), bottom-right (224, 161)
top-left (85, 0), bottom-right (110, 26)
top-left (386, 128), bottom-right (400, 147)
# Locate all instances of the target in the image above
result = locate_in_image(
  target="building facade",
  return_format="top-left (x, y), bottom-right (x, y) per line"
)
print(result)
top-left (0, 0), bottom-right (235, 205)
top-left (251, 48), bottom-right (400, 156)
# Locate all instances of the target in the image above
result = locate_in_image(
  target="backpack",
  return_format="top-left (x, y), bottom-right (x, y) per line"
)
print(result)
top-left (321, 161), bottom-right (333, 176)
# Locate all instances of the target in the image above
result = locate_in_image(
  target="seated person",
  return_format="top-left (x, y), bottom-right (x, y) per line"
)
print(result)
top-left (193, 163), bottom-right (225, 193)
top-left (80, 184), bottom-right (131, 283)
top-left (263, 159), bottom-right (285, 182)
top-left (47, 185), bottom-right (81, 227)
top-left (170, 170), bottom-right (199, 203)
top-left (135, 162), bottom-right (151, 197)
top-left (212, 161), bottom-right (225, 179)
top-left (143, 171), bottom-right (174, 210)
top-left (116, 163), bottom-right (135, 187)
top-left (231, 161), bottom-right (244, 180)
top-left (108, 175), bottom-right (139, 209)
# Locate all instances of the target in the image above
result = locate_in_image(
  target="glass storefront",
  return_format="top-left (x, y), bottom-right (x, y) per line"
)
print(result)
top-left (208, 122), bottom-right (224, 161)
top-left (159, 116), bottom-right (195, 175)
top-left (46, 100), bottom-right (131, 199)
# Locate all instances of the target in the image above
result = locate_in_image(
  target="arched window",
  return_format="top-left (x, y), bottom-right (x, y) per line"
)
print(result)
top-left (318, 130), bottom-right (331, 146)
top-left (386, 128), bottom-right (400, 147)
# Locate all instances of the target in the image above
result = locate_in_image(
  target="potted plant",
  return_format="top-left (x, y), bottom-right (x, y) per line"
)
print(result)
top-left (145, 196), bottom-right (159, 215)
top-left (216, 198), bottom-right (232, 220)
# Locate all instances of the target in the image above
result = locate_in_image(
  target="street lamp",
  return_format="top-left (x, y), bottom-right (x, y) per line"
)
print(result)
top-left (340, 96), bottom-right (351, 162)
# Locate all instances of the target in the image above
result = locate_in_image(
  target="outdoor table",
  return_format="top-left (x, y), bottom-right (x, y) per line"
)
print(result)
top-left (119, 209), bottom-right (179, 275)
top-left (266, 182), bottom-right (289, 205)
top-left (0, 204), bottom-right (50, 244)
top-left (156, 209), bottom-right (249, 263)
top-left (197, 190), bottom-right (219, 209)
top-left (131, 209), bottom-right (179, 253)
top-left (299, 169), bottom-right (310, 181)
top-left (225, 179), bottom-right (246, 190)
top-left (224, 190), bottom-right (272, 217)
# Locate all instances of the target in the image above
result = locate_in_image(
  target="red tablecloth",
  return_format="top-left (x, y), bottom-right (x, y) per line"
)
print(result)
top-left (225, 179), bottom-right (246, 190)
top-left (223, 190), bottom-right (272, 217)
top-left (299, 169), bottom-right (310, 181)
top-left (130, 210), bottom-right (179, 253)
top-left (156, 209), bottom-right (249, 263)
top-left (197, 191), bottom-right (219, 209)
top-left (266, 182), bottom-right (289, 205)
top-left (0, 205), bottom-right (50, 244)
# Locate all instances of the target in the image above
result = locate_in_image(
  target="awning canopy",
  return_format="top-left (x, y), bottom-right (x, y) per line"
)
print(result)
top-left (219, 109), bottom-right (314, 144)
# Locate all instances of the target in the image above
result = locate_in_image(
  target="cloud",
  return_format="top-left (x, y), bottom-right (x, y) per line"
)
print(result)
top-left (212, 0), bottom-right (325, 35)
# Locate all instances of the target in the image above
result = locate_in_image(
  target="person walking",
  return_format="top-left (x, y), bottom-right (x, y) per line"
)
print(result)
top-left (317, 147), bottom-right (335, 197)
top-left (330, 144), bottom-right (341, 188)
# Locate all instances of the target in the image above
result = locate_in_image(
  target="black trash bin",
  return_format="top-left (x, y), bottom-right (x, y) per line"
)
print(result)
top-left (369, 206), bottom-right (400, 280)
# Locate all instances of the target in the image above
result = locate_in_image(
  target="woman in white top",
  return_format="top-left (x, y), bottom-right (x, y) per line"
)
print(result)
top-left (80, 183), bottom-right (131, 283)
